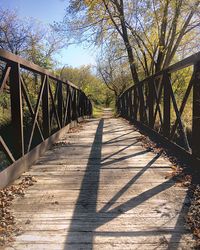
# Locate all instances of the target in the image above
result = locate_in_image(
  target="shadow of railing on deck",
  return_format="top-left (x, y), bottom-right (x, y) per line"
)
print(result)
top-left (65, 118), bottom-right (104, 249)
top-left (65, 119), bottom-right (188, 249)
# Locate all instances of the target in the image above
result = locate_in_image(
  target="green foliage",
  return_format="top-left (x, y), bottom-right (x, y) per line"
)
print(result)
top-left (92, 105), bottom-right (104, 118)
top-left (0, 90), bottom-right (11, 129)
top-left (171, 66), bottom-right (193, 129)
top-left (57, 65), bottom-right (114, 106)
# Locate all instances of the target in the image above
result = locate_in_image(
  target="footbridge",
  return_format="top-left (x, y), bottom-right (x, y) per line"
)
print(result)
top-left (0, 49), bottom-right (200, 249)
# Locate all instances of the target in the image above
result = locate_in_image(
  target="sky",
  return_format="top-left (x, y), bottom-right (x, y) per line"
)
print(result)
top-left (0, 0), bottom-right (96, 68)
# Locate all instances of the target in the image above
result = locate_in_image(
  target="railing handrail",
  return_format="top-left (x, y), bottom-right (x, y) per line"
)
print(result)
top-left (0, 49), bottom-right (79, 90)
top-left (0, 49), bottom-right (92, 188)
top-left (120, 51), bottom-right (200, 97)
top-left (117, 50), bottom-right (200, 167)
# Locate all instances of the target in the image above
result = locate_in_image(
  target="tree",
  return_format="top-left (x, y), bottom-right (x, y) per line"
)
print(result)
top-left (0, 7), bottom-right (65, 108)
top-left (0, 8), bottom-right (64, 68)
top-left (126, 0), bottom-right (200, 75)
top-left (97, 42), bottom-right (132, 99)
top-left (0, 8), bottom-right (66, 133)
top-left (56, 0), bottom-right (200, 84)
top-left (0, 8), bottom-right (30, 55)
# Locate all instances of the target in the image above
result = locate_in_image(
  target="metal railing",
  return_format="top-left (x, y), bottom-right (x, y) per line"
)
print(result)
top-left (117, 51), bottom-right (200, 163)
top-left (0, 49), bottom-right (92, 168)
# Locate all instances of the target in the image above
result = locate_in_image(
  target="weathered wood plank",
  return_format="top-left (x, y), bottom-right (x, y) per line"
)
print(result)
top-left (5, 242), bottom-right (194, 250)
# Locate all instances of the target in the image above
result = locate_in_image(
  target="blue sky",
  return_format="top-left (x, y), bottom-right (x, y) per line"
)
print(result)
top-left (0, 0), bottom-right (96, 68)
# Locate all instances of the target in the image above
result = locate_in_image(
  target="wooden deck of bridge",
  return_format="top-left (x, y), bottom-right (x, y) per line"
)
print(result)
top-left (5, 109), bottom-right (195, 250)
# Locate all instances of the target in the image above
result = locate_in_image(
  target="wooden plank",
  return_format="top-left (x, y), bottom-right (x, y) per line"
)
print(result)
top-left (5, 243), bottom-right (194, 250)
top-left (7, 231), bottom-right (194, 244)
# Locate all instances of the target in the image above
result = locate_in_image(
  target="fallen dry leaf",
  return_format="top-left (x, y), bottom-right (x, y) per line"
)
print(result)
top-left (0, 175), bottom-right (37, 246)
top-left (187, 184), bottom-right (200, 242)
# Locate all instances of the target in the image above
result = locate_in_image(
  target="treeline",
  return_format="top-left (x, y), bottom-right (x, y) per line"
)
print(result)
top-left (57, 66), bottom-right (114, 107)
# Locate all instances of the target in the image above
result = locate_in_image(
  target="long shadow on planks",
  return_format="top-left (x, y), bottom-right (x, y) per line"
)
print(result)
top-left (65, 118), bottom-right (104, 249)
top-left (64, 118), bottom-right (184, 249)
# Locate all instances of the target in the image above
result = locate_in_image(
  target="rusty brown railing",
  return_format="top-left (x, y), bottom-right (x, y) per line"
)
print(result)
top-left (0, 49), bottom-right (92, 173)
top-left (117, 51), bottom-right (200, 164)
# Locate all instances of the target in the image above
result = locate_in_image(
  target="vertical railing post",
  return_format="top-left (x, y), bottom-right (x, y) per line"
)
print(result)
top-left (133, 87), bottom-right (137, 120)
top-left (85, 96), bottom-right (88, 116)
top-left (74, 89), bottom-right (77, 120)
top-left (163, 72), bottom-right (171, 138)
top-left (82, 92), bottom-right (84, 117)
top-left (119, 98), bottom-right (122, 115)
top-left (118, 98), bottom-right (121, 116)
top-left (126, 92), bottom-right (129, 119)
top-left (116, 97), bottom-right (119, 114)
top-left (121, 96), bottom-right (123, 117)
top-left (138, 85), bottom-right (144, 122)
top-left (126, 92), bottom-right (129, 118)
top-left (118, 97), bottom-right (120, 116)
top-left (77, 90), bottom-right (80, 118)
top-left (88, 98), bottom-right (90, 116)
top-left (148, 78), bottom-right (154, 128)
top-left (10, 62), bottom-right (24, 158)
top-left (122, 95), bottom-right (125, 118)
top-left (85, 98), bottom-right (88, 117)
top-left (58, 81), bottom-right (63, 127)
top-left (123, 94), bottom-right (126, 118)
top-left (67, 85), bottom-right (72, 123)
top-left (129, 88), bottom-right (134, 120)
top-left (42, 75), bottom-right (50, 138)
top-left (71, 88), bottom-right (77, 120)
top-left (89, 100), bottom-right (92, 117)
top-left (82, 95), bottom-right (85, 116)
top-left (192, 62), bottom-right (200, 160)
top-left (79, 91), bottom-right (82, 117)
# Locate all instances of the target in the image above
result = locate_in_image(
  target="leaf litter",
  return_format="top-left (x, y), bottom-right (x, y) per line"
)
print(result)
top-left (0, 175), bottom-right (37, 246)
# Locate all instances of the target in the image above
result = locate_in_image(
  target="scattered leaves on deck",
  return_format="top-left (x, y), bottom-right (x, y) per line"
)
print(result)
top-left (0, 175), bottom-right (37, 246)
top-left (68, 124), bottom-right (83, 133)
top-left (187, 184), bottom-right (200, 248)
